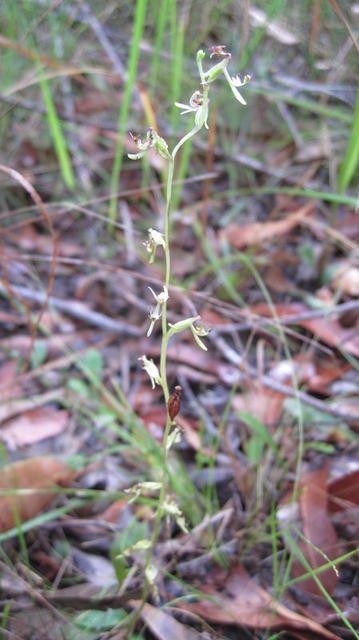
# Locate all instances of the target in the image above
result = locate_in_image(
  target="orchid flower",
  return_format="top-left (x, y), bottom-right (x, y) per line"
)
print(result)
top-left (203, 45), bottom-right (251, 106)
top-left (143, 228), bottom-right (165, 264)
top-left (175, 90), bottom-right (209, 130)
top-left (138, 355), bottom-right (161, 389)
top-left (168, 315), bottom-right (210, 351)
top-left (147, 286), bottom-right (169, 337)
top-left (223, 68), bottom-right (252, 105)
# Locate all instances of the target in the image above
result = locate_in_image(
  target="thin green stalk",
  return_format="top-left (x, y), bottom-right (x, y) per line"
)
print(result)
top-left (149, 0), bottom-right (168, 96)
top-left (39, 73), bottom-right (75, 191)
top-left (126, 48), bottom-right (250, 637)
top-left (127, 129), bottom-right (200, 637)
top-left (239, 0), bottom-right (284, 69)
top-left (338, 85), bottom-right (359, 192)
top-left (218, 185), bottom-right (358, 206)
top-left (170, 16), bottom-right (185, 139)
top-left (108, 0), bottom-right (147, 229)
top-left (285, 533), bottom-right (359, 639)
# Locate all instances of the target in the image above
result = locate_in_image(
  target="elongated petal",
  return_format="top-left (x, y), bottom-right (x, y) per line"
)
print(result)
top-left (128, 151), bottom-right (146, 160)
top-left (191, 325), bottom-right (208, 351)
top-left (174, 102), bottom-right (194, 114)
top-left (224, 68), bottom-right (247, 105)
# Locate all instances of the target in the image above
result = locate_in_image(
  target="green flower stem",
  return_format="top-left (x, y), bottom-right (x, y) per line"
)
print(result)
top-left (127, 116), bottom-right (209, 637)
top-left (126, 48), bottom-right (250, 637)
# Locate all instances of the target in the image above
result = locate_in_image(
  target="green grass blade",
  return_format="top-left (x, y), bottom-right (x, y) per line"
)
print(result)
top-left (287, 547), bottom-right (359, 587)
top-left (0, 499), bottom-right (84, 544)
top-left (239, 411), bottom-right (281, 461)
top-left (170, 8), bottom-right (185, 138)
top-left (217, 186), bottom-right (359, 208)
top-left (285, 533), bottom-right (359, 639)
top-left (251, 86), bottom-right (352, 123)
top-left (338, 86), bottom-right (359, 192)
top-left (239, 0), bottom-right (284, 69)
top-left (40, 75), bottom-right (75, 190)
top-left (149, 0), bottom-right (168, 96)
top-left (193, 220), bottom-right (245, 305)
top-left (108, 0), bottom-right (147, 227)
top-left (1, 601), bottom-right (12, 633)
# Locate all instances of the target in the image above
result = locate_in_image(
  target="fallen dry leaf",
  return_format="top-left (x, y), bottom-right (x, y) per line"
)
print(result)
top-left (221, 203), bottom-right (313, 249)
top-left (9, 608), bottom-right (64, 640)
top-left (180, 563), bottom-right (339, 639)
top-left (0, 361), bottom-right (21, 401)
top-left (0, 407), bottom-right (69, 450)
top-left (300, 359), bottom-right (351, 394)
top-left (291, 465), bottom-right (339, 596)
top-left (176, 415), bottom-right (203, 451)
top-left (232, 386), bottom-right (284, 428)
top-left (250, 302), bottom-right (359, 358)
top-left (271, 354), bottom-right (351, 395)
top-left (134, 601), bottom-right (202, 640)
top-left (328, 469), bottom-right (359, 513)
top-left (0, 389), bottom-right (65, 424)
top-left (302, 316), bottom-right (359, 358)
top-left (8, 223), bottom-right (83, 257)
top-left (99, 499), bottom-right (127, 523)
top-left (71, 548), bottom-right (117, 588)
top-left (0, 457), bottom-right (74, 532)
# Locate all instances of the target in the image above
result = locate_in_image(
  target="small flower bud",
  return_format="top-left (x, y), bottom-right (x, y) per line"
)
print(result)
top-left (153, 134), bottom-right (171, 160)
top-left (168, 315), bottom-right (200, 335)
top-left (128, 128), bottom-right (170, 161)
top-left (203, 57), bottom-right (230, 84)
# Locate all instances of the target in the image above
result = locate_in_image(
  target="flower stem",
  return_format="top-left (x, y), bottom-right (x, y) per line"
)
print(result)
top-left (127, 90), bottom-right (210, 639)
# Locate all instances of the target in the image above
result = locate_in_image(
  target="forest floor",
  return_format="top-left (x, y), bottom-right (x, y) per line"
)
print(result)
top-left (0, 2), bottom-right (358, 639)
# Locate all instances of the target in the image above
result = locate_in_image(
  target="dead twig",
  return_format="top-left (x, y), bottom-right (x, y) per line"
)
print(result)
top-left (213, 335), bottom-right (359, 422)
top-left (0, 282), bottom-right (142, 336)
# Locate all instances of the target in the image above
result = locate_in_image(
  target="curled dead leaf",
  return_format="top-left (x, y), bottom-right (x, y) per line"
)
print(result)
top-left (0, 407), bottom-right (69, 450)
top-left (221, 203), bottom-right (313, 249)
top-left (179, 563), bottom-right (339, 639)
top-left (328, 469), bottom-right (359, 513)
top-left (279, 465), bottom-right (339, 597)
top-left (0, 457), bottom-right (74, 532)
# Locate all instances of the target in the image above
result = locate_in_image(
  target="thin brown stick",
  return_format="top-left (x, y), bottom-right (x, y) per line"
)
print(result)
top-left (309, 0), bottom-right (321, 54)
top-left (327, 0), bottom-right (359, 54)
top-left (213, 335), bottom-right (359, 422)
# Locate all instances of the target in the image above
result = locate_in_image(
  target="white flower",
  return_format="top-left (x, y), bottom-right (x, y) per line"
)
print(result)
top-left (147, 286), bottom-right (169, 337)
top-left (223, 68), bottom-right (251, 105)
top-left (162, 498), bottom-right (188, 533)
top-left (190, 320), bottom-right (210, 351)
top-left (175, 91), bottom-right (209, 130)
top-left (144, 228), bottom-right (165, 264)
top-left (138, 355), bottom-right (161, 389)
top-left (168, 315), bottom-right (210, 351)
